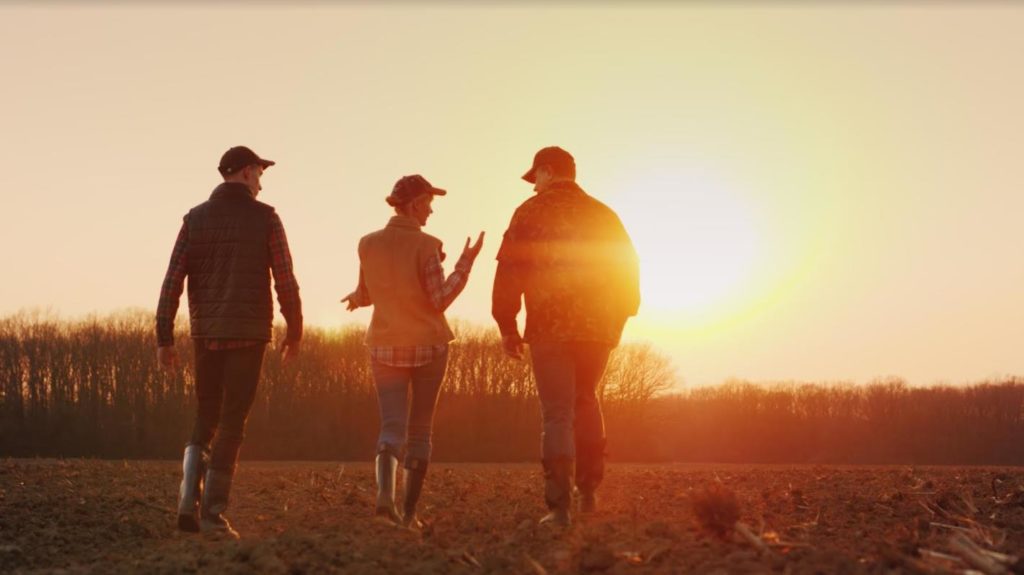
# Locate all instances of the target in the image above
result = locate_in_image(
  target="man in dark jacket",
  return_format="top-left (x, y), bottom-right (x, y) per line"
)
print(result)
top-left (492, 146), bottom-right (640, 526)
top-left (156, 146), bottom-right (303, 538)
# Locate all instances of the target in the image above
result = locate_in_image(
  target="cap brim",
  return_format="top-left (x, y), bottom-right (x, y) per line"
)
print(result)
top-left (430, 187), bottom-right (447, 196)
top-left (257, 159), bottom-right (276, 168)
top-left (522, 168), bottom-right (537, 184)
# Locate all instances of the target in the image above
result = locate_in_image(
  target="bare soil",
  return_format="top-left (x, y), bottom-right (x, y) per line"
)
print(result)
top-left (2, 460), bottom-right (1023, 574)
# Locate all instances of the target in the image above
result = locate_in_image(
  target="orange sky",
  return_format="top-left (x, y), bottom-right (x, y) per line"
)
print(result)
top-left (2, 3), bottom-right (1023, 387)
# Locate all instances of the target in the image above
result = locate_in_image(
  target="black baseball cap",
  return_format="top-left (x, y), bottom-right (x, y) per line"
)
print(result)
top-left (386, 174), bottom-right (447, 206)
top-left (218, 146), bottom-right (275, 176)
top-left (522, 146), bottom-right (575, 183)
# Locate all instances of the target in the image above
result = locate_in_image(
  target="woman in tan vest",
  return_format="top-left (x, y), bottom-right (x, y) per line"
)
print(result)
top-left (342, 174), bottom-right (484, 526)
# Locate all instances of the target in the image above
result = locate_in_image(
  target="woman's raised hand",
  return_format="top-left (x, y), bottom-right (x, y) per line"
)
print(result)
top-left (462, 231), bottom-right (485, 261)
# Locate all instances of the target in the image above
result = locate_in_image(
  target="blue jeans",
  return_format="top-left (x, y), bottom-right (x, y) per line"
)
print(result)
top-left (530, 341), bottom-right (612, 460)
top-left (370, 350), bottom-right (449, 466)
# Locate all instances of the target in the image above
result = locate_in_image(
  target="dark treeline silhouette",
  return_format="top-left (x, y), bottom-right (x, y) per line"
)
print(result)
top-left (2, 312), bottom-right (1022, 464)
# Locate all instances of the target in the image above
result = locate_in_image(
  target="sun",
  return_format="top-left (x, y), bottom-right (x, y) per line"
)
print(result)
top-left (613, 168), bottom-right (762, 323)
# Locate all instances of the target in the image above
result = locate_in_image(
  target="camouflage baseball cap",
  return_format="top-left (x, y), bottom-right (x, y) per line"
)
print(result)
top-left (522, 146), bottom-right (575, 183)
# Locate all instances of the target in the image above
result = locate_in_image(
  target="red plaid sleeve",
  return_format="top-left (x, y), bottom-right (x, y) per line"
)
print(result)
top-left (421, 249), bottom-right (474, 312)
top-left (269, 212), bottom-right (303, 343)
top-left (155, 219), bottom-right (189, 347)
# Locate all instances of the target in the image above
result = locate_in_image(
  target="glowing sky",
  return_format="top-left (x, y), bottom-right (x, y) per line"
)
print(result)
top-left (2, 3), bottom-right (1023, 387)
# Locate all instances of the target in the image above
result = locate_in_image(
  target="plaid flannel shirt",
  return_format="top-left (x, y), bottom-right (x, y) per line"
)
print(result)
top-left (156, 211), bottom-right (302, 349)
top-left (350, 249), bottom-right (474, 367)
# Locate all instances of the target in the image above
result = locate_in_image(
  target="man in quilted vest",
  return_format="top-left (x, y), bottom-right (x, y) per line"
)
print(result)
top-left (156, 146), bottom-right (303, 538)
top-left (493, 147), bottom-right (640, 526)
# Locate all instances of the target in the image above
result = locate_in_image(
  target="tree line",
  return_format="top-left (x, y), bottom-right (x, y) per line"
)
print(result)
top-left (1, 312), bottom-right (1021, 464)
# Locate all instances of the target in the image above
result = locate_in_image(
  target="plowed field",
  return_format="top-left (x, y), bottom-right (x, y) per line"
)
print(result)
top-left (2, 461), bottom-right (1023, 574)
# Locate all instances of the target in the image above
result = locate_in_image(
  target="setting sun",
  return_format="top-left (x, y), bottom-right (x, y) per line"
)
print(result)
top-left (615, 166), bottom-right (761, 322)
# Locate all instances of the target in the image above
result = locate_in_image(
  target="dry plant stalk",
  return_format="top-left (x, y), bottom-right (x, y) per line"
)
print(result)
top-left (916, 548), bottom-right (965, 572)
top-left (524, 554), bottom-right (548, 575)
top-left (735, 522), bottom-right (770, 554)
top-left (961, 491), bottom-right (980, 515)
top-left (929, 522), bottom-right (973, 535)
top-left (948, 533), bottom-right (1010, 575)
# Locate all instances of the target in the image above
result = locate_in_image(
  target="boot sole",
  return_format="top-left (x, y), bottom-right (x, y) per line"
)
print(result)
top-left (539, 511), bottom-right (572, 527)
top-left (177, 514), bottom-right (200, 532)
top-left (374, 507), bottom-right (401, 524)
top-left (200, 524), bottom-right (240, 539)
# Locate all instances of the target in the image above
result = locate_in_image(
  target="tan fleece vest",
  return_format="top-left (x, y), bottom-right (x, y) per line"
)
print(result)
top-left (360, 215), bottom-right (456, 346)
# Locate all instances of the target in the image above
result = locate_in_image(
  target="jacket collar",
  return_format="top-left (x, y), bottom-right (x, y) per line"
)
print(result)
top-left (538, 179), bottom-right (584, 195)
top-left (386, 214), bottom-right (422, 230)
top-left (210, 182), bottom-right (255, 200)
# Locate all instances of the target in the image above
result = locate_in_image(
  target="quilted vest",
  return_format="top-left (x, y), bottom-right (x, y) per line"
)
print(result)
top-left (185, 182), bottom-right (275, 341)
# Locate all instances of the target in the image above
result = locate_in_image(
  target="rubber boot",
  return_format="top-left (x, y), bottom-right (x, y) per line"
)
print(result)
top-left (177, 444), bottom-right (208, 532)
top-left (375, 447), bottom-right (401, 524)
top-left (200, 468), bottom-right (240, 539)
top-left (402, 458), bottom-right (428, 528)
top-left (539, 457), bottom-right (573, 527)
top-left (578, 489), bottom-right (598, 514)
top-left (575, 438), bottom-right (606, 514)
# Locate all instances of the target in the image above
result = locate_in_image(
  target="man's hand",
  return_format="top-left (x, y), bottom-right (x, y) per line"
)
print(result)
top-left (462, 231), bottom-right (485, 262)
top-left (157, 346), bottom-right (179, 371)
top-left (501, 333), bottom-right (525, 360)
top-left (340, 292), bottom-right (359, 312)
top-left (280, 339), bottom-right (301, 363)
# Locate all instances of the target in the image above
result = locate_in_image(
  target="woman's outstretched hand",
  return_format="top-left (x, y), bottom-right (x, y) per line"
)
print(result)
top-left (340, 292), bottom-right (359, 311)
top-left (462, 231), bottom-right (485, 261)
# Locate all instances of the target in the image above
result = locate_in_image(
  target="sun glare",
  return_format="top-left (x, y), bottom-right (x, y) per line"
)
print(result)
top-left (614, 168), bottom-right (762, 324)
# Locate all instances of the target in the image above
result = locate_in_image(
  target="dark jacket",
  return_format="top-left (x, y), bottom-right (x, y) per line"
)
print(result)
top-left (492, 180), bottom-right (640, 345)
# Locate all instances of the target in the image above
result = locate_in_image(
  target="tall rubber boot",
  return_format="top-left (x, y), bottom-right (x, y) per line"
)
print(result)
top-left (177, 444), bottom-right (208, 532)
top-left (575, 438), bottom-right (606, 514)
top-left (539, 457), bottom-right (573, 527)
top-left (401, 458), bottom-right (428, 528)
top-left (375, 447), bottom-right (401, 523)
top-left (200, 468), bottom-right (240, 539)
